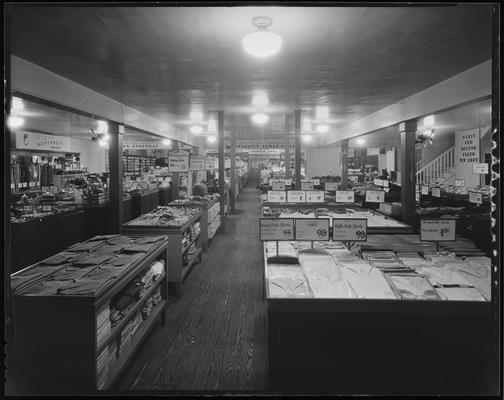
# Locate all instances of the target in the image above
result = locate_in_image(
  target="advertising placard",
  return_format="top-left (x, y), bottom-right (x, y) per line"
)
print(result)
top-left (295, 218), bottom-right (330, 241)
top-left (335, 190), bottom-right (355, 203)
top-left (420, 219), bottom-right (456, 241)
top-left (332, 218), bottom-right (368, 242)
top-left (259, 218), bottom-right (295, 241)
top-left (287, 190), bottom-right (306, 203)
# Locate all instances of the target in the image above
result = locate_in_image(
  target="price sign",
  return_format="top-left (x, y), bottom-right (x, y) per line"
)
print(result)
top-left (190, 158), bottom-right (205, 171)
top-left (348, 147), bottom-right (355, 158)
top-left (332, 218), bottom-right (368, 242)
top-left (29, 182), bottom-right (36, 187)
top-left (306, 190), bottom-right (325, 203)
top-left (301, 181), bottom-right (314, 190)
top-left (267, 190), bottom-right (286, 203)
top-left (168, 155), bottom-right (189, 172)
top-left (312, 178), bottom-right (320, 186)
top-left (374, 178), bottom-right (382, 186)
top-left (295, 218), bottom-right (330, 241)
top-left (472, 163), bottom-right (488, 174)
top-left (420, 219), bottom-right (456, 241)
top-left (283, 178), bottom-right (292, 186)
top-left (21, 182), bottom-right (27, 188)
top-left (325, 182), bottom-right (338, 191)
top-left (421, 186), bottom-right (429, 195)
top-left (454, 179), bottom-right (465, 187)
top-left (431, 187), bottom-right (441, 197)
top-left (335, 190), bottom-right (355, 203)
top-left (287, 190), bottom-right (306, 203)
top-left (468, 191), bottom-right (483, 204)
top-left (272, 181), bottom-right (286, 191)
top-left (365, 190), bottom-right (385, 203)
top-left (415, 192), bottom-right (420, 202)
top-left (259, 218), bottom-right (295, 241)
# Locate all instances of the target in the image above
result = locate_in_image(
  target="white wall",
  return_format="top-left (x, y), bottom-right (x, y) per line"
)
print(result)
top-left (306, 146), bottom-right (342, 178)
top-left (71, 138), bottom-right (107, 173)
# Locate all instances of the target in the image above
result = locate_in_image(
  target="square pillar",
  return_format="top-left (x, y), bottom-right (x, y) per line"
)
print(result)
top-left (399, 120), bottom-right (417, 226)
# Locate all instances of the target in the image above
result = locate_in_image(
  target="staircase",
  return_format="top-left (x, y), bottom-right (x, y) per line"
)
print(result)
top-left (416, 146), bottom-right (455, 186)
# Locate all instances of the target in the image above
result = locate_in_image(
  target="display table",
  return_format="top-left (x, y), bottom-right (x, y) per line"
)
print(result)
top-left (122, 207), bottom-right (203, 297)
top-left (11, 235), bottom-right (169, 394)
top-left (168, 198), bottom-right (221, 252)
top-left (263, 240), bottom-right (493, 394)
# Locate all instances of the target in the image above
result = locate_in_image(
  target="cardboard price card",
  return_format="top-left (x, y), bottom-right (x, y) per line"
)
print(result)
top-left (301, 181), bottom-right (315, 190)
top-left (420, 219), bottom-right (456, 242)
top-left (421, 186), bottom-right (429, 195)
top-left (260, 218), bottom-right (295, 241)
top-left (431, 187), bottom-right (441, 197)
top-left (335, 190), bottom-right (355, 203)
top-left (190, 158), bottom-right (205, 171)
top-left (306, 190), bottom-right (325, 203)
top-left (325, 182), bottom-right (338, 191)
top-left (472, 163), bottom-right (489, 174)
top-left (468, 191), bottom-right (483, 204)
top-left (454, 179), bottom-right (465, 187)
top-left (332, 218), bottom-right (368, 242)
top-left (272, 181), bottom-right (286, 191)
top-left (312, 179), bottom-right (320, 186)
top-left (287, 190), bottom-right (306, 203)
top-left (168, 155), bottom-right (189, 172)
top-left (267, 190), bottom-right (286, 203)
top-left (295, 218), bottom-right (330, 241)
top-left (365, 190), bottom-right (385, 203)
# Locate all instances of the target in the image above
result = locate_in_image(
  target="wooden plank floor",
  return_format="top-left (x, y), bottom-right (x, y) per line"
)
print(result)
top-left (116, 183), bottom-right (267, 393)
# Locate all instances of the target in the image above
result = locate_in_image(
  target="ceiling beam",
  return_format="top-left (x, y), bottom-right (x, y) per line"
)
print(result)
top-left (10, 55), bottom-right (198, 146)
top-left (325, 60), bottom-right (492, 145)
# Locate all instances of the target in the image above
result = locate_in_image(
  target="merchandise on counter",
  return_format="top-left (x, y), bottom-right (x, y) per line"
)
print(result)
top-left (73, 253), bottom-right (116, 268)
top-left (384, 273), bottom-right (441, 300)
top-left (66, 241), bottom-right (106, 253)
top-left (49, 265), bottom-right (97, 281)
top-left (267, 264), bottom-right (313, 298)
top-left (126, 206), bottom-right (200, 227)
top-left (18, 280), bottom-right (70, 296)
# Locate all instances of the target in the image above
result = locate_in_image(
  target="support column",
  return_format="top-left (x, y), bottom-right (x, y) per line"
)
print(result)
top-left (109, 122), bottom-right (124, 233)
top-left (284, 113), bottom-right (291, 179)
top-left (399, 120), bottom-right (417, 226)
top-left (171, 141), bottom-right (180, 201)
top-left (230, 125), bottom-right (236, 213)
top-left (294, 110), bottom-right (302, 189)
top-left (341, 139), bottom-right (349, 189)
top-left (218, 111), bottom-right (226, 233)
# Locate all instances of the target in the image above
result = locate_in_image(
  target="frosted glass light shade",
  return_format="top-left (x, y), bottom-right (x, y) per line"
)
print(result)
top-left (190, 125), bottom-right (204, 134)
top-left (252, 113), bottom-right (269, 124)
top-left (315, 124), bottom-right (329, 134)
top-left (242, 30), bottom-right (282, 57)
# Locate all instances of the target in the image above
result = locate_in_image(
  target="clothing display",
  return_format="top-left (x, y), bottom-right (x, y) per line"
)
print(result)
top-left (126, 206), bottom-right (200, 227)
top-left (267, 264), bottom-right (313, 298)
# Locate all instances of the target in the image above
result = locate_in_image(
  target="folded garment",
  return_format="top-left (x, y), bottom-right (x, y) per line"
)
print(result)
top-left (11, 265), bottom-right (69, 293)
top-left (91, 243), bottom-right (129, 255)
top-left (39, 253), bottom-right (71, 266)
top-left (19, 280), bottom-right (69, 295)
top-left (104, 253), bottom-right (143, 268)
top-left (134, 235), bottom-right (167, 245)
top-left (267, 265), bottom-right (313, 298)
top-left (49, 265), bottom-right (97, 281)
top-left (150, 261), bottom-right (165, 277)
top-left (72, 254), bottom-right (116, 267)
top-left (120, 244), bottom-right (154, 254)
top-left (340, 263), bottom-right (397, 299)
top-left (87, 234), bottom-right (121, 242)
top-left (57, 278), bottom-right (108, 296)
top-left (126, 282), bottom-right (145, 299)
top-left (385, 273), bottom-right (441, 300)
top-left (415, 265), bottom-right (473, 287)
top-left (66, 241), bottom-right (106, 252)
top-left (107, 236), bottom-right (135, 245)
top-left (436, 286), bottom-right (487, 302)
top-left (152, 287), bottom-right (162, 305)
top-left (83, 266), bottom-right (123, 281)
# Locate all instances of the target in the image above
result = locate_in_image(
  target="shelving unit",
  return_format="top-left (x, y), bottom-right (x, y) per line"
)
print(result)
top-left (122, 210), bottom-right (203, 297)
top-left (12, 237), bottom-right (169, 393)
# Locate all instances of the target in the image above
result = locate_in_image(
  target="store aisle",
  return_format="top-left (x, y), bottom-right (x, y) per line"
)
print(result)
top-left (117, 183), bottom-right (267, 392)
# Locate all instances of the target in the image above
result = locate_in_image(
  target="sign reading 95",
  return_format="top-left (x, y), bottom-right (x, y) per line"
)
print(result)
top-left (259, 218), bottom-right (295, 241)
top-left (332, 218), bottom-right (368, 242)
top-left (295, 218), bottom-right (330, 241)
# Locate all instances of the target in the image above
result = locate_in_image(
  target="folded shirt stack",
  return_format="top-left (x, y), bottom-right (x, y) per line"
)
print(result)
top-left (49, 265), bottom-right (97, 281)
top-left (11, 265), bottom-right (68, 294)
top-left (339, 262), bottom-right (397, 299)
top-left (72, 253), bottom-right (116, 268)
top-left (88, 234), bottom-right (121, 242)
top-left (133, 235), bottom-right (166, 245)
top-left (19, 280), bottom-right (70, 296)
top-left (107, 236), bottom-right (135, 246)
top-left (267, 264), bottom-right (313, 298)
top-left (66, 241), bottom-right (106, 253)
top-left (126, 206), bottom-right (199, 227)
top-left (57, 278), bottom-right (109, 297)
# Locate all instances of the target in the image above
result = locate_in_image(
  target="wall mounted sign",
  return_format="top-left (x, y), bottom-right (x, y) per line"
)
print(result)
top-left (168, 155), bottom-right (189, 172)
top-left (335, 190), bottom-right (355, 203)
top-left (420, 219), bottom-right (456, 241)
top-left (295, 218), bottom-right (330, 241)
top-left (267, 190), bottom-right (286, 203)
top-left (468, 191), bottom-right (483, 204)
top-left (325, 182), bottom-right (338, 191)
top-left (16, 131), bottom-right (71, 152)
top-left (272, 181), bottom-right (286, 191)
top-left (472, 163), bottom-right (488, 174)
top-left (332, 218), bottom-right (368, 242)
top-left (259, 218), bottom-right (295, 241)
top-left (365, 190), bottom-right (385, 203)
top-left (301, 182), bottom-right (315, 191)
top-left (287, 190), bottom-right (306, 203)
top-left (454, 179), bottom-right (465, 187)
top-left (348, 147), bottom-right (355, 158)
top-left (306, 191), bottom-right (325, 203)
top-left (421, 186), bottom-right (429, 195)
top-left (190, 158), bottom-right (205, 171)
top-left (123, 141), bottom-right (173, 150)
top-left (431, 187), bottom-right (441, 197)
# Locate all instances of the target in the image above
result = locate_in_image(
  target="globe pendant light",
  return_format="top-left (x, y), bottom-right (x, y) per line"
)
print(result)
top-left (252, 113), bottom-right (269, 125)
top-left (242, 16), bottom-right (282, 57)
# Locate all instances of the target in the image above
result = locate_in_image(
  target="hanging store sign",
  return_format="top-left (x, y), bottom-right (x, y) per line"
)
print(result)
top-left (421, 186), bottom-right (430, 195)
top-left (123, 141), bottom-right (173, 150)
top-left (472, 163), bottom-right (488, 174)
top-left (468, 191), bottom-right (483, 204)
top-left (295, 218), bottom-right (330, 241)
top-left (431, 187), bottom-right (441, 197)
top-left (205, 159), bottom-right (214, 170)
top-left (454, 179), bottom-right (465, 187)
top-left (168, 154), bottom-right (189, 172)
top-left (259, 218), bottom-right (295, 241)
top-left (332, 218), bottom-right (368, 242)
top-left (325, 182), bottom-right (338, 191)
top-left (267, 190), bottom-right (286, 203)
top-left (190, 157), bottom-right (205, 171)
top-left (420, 219), bottom-right (456, 242)
top-left (16, 131), bottom-right (72, 152)
top-left (287, 190), bottom-right (306, 203)
top-left (306, 191), bottom-right (325, 203)
top-left (365, 190), bottom-right (385, 203)
top-left (301, 181), bottom-right (315, 191)
top-left (335, 190), bottom-right (355, 203)
top-left (272, 181), bottom-right (286, 191)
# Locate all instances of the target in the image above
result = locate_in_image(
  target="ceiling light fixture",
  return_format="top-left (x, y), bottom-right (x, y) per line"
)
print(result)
top-left (315, 124), bottom-right (330, 134)
top-left (356, 138), bottom-right (365, 145)
top-left (190, 125), bottom-right (204, 134)
top-left (302, 135), bottom-right (312, 143)
top-left (242, 16), bottom-right (282, 57)
top-left (252, 93), bottom-right (269, 107)
top-left (207, 136), bottom-right (217, 144)
top-left (315, 106), bottom-right (330, 120)
top-left (423, 115), bottom-right (435, 126)
top-left (162, 139), bottom-right (172, 146)
top-left (11, 97), bottom-right (24, 112)
top-left (7, 116), bottom-right (25, 129)
top-left (252, 113), bottom-right (269, 125)
top-left (190, 111), bottom-right (204, 122)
